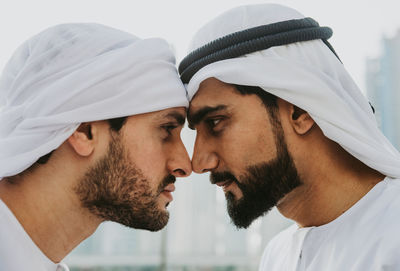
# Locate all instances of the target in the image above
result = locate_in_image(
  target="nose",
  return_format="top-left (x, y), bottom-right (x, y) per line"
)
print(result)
top-left (167, 139), bottom-right (192, 178)
top-left (191, 135), bottom-right (218, 174)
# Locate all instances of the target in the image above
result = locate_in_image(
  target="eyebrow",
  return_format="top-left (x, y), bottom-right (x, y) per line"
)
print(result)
top-left (188, 105), bottom-right (227, 129)
top-left (162, 111), bottom-right (186, 126)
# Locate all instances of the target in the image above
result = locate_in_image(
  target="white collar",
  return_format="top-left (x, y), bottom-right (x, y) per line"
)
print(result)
top-left (0, 199), bottom-right (69, 271)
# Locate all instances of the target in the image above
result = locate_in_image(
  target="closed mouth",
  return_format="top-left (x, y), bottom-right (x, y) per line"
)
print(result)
top-left (215, 180), bottom-right (234, 188)
top-left (162, 184), bottom-right (175, 193)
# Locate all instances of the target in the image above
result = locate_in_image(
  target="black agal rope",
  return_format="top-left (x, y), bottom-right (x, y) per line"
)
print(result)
top-left (179, 17), bottom-right (340, 84)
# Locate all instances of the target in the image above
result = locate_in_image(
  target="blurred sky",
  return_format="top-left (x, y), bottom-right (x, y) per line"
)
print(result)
top-left (0, 0), bottom-right (400, 93)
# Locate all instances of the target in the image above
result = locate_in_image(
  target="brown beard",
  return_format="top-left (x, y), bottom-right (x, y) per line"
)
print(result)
top-left (211, 106), bottom-right (302, 229)
top-left (74, 133), bottom-right (175, 231)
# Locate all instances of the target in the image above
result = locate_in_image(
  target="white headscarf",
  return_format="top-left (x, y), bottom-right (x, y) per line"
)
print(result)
top-left (0, 23), bottom-right (188, 178)
top-left (185, 4), bottom-right (400, 178)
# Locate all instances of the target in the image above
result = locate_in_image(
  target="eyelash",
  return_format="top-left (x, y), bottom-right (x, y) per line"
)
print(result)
top-left (206, 118), bottom-right (221, 127)
top-left (205, 117), bottom-right (225, 132)
top-left (162, 125), bottom-right (178, 136)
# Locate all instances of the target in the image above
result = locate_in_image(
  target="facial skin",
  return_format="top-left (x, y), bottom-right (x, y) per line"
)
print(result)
top-left (75, 107), bottom-right (192, 231)
top-left (0, 107), bottom-right (192, 263)
top-left (189, 78), bottom-right (302, 228)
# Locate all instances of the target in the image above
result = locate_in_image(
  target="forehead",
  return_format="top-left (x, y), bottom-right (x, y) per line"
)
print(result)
top-left (189, 78), bottom-right (243, 110)
top-left (126, 106), bottom-right (187, 124)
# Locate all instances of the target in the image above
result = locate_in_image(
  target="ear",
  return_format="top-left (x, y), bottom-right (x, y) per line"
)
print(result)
top-left (289, 105), bottom-right (314, 135)
top-left (67, 123), bottom-right (95, 157)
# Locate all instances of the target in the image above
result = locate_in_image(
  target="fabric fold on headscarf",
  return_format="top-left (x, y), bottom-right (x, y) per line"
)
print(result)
top-left (0, 23), bottom-right (188, 178)
top-left (184, 4), bottom-right (400, 178)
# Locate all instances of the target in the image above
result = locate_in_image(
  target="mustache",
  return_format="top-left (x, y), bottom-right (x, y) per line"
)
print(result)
top-left (210, 171), bottom-right (238, 185)
top-left (157, 174), bottom-right (176, 194)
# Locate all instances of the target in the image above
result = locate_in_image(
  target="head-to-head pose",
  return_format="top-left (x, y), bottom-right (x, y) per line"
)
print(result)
top-left (180, 4), bottom-right (400, 270)
top-left (0, 24), bottom-right (191, 271)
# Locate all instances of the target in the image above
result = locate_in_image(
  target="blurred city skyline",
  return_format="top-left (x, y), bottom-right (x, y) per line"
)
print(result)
top-left (367, 30), bottom-right (400, 149)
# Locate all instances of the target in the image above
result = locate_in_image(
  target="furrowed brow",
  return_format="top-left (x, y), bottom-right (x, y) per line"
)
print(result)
top-left (163, 111), bottom-right (186, 126)
top-left (188, 105), bottom-right (227, 129)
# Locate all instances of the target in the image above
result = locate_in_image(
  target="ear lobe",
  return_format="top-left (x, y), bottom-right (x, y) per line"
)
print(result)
top-left (67, 124), bottom-right (95, 157)
top-left (290, 106), bottom-right (314, 135)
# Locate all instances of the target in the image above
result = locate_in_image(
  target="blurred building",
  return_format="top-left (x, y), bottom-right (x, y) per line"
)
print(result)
top-left (366, 30), bottom-right (400, 149)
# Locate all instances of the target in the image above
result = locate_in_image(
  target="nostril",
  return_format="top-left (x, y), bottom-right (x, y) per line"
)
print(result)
top-left (174, 168), bottom-right (186, 176)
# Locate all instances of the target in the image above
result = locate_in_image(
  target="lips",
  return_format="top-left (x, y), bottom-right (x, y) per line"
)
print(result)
top-left (160, 184), bottom-right (175, 203)
top-left (163, 184), bottom-right (175, 193)
top-left (215, 180), bottom-right (233, 187)
top-left (215, 180), bottom-right (234, 192)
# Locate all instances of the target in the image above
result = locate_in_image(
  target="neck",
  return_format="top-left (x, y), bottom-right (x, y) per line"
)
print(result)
top-left (278, 138), bottom-right (385, 228)
top-left (0, 170), bottom-right (101, 263)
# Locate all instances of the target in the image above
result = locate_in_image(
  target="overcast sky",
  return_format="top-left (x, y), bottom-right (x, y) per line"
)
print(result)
top-left (1, 0), bottom-right (399, 92)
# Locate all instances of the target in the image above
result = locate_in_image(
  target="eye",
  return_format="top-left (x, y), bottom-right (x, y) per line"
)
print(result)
top-left (205, 117), bottom-right (225, 133)
top-left (208, 119), bottom-right (221, 127)
top-left (161, 124), bottom-right (178, 136)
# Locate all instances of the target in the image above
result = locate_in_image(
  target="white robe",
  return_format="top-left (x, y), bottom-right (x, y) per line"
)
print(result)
top-left (0, 199), bottom-right (69, 271)
top-left (259, 177), bottom-right (400, 271)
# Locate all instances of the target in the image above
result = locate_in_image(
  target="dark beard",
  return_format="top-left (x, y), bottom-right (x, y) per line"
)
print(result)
top-left (211, 128), bottom-right (302, 229)
top-left (74, 134), bottom-right (175, 232)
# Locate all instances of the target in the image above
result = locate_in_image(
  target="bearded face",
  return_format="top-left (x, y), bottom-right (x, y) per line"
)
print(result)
top-left (211, 130), bottom-right (301, 229)
top-left (75, 133), bottom-right (176, 231)
top-left (189, 79), bottom-right (303, 229)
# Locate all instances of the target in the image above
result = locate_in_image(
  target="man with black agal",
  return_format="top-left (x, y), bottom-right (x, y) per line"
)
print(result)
top-left (180, 4), bottom-right (400, 270)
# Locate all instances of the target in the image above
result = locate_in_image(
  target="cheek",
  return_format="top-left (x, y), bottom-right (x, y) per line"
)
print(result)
top-left (126, 137), bottom-right (167, 183)
top-left (218, 119), bottom-right (277, 168)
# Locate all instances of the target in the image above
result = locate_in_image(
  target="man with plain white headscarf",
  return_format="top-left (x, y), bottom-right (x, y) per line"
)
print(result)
top-left (180, 3), bottom-right (400, 270)
top-left (0, 23), bottom-right (191, 271)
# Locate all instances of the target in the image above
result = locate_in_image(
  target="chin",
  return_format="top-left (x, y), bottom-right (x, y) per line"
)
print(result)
top-left (136, 211), bottom-right (170, 232)
top-left (225, 187), bottom-right (243, 200)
